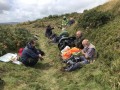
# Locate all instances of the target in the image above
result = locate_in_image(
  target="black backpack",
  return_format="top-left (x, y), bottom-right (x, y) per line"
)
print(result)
top-left (58, 37), bottom-right (76, 50)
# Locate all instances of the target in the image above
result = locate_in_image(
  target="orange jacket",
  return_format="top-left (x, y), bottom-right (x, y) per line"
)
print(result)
top-left (62, 47), bottom-right (80, 60)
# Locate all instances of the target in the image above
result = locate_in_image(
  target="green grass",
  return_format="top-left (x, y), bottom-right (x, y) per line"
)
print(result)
top-left (0, 0), bottom-right (120, 90)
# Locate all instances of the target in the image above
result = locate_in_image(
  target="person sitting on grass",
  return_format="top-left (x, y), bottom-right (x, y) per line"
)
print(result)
top-left (61, 39), bottom-right (96, 72)
top-left (62, 16), bottom-right (68, 28)
top-left (81, 39), bottom-right (96, 64)
top-left (49, 28), bottom-right (69, 43)
top-left (68, 17), bottom-right (75, 26)
top-left (75, 30), bottom-right (85, 49)
top-left (45, 25), bottom-right (54, 38)
top-left (20, 40), bottom-right (45, 67)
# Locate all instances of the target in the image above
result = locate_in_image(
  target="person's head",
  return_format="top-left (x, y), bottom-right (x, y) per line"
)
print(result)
top-left (63, 16), bottom-right (66, 20)
top-left (82, 39), bottom-right (90, 47)
top-left (29, 40), bottom-right (36, 47)
top-left (76, 31), bottom-right (82, 38)
top-left (70, 17), bottom-right (73, 20)
top-left (47, 25), bottom-right (51, 28)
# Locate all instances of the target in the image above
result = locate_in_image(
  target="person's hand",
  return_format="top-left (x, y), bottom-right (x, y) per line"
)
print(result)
top-left (40, 57), bottom-right (44, 61)
top-left (39, 54), bottom-right (44, 61)
top-left (39, 54), bottom-right (42, 57)
top-left (81, 50), bottom-right (85, 55)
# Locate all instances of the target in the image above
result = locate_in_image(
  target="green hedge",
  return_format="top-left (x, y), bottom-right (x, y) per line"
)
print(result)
top-left (0, 27), bottom-right (33, 56)
top-left (78, 10), bottom-right (113, 29)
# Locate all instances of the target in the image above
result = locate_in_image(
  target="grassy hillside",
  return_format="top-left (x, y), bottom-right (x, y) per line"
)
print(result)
top-left (0, 0), bottom-right (120, 90)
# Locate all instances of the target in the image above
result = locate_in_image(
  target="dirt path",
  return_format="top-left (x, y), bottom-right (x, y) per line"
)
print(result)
top-left (37, 30), bottom-right (61, 90)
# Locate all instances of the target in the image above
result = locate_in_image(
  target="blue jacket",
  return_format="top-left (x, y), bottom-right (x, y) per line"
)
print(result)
top-left (21, 43), bottom-right (39, 61)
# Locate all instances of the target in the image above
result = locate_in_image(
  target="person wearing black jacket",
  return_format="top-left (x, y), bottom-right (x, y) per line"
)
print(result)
top-left (75, 31), bottom-right (84, 49)
top-left (20, 40), bottom-right (45, 67)
top-left (45, 25), bottom-right (54, 38)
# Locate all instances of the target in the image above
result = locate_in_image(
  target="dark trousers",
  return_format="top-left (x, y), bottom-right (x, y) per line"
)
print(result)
top-left (65, 62), bottom-right (81, 71)
top-left (21, 49), bottom-right (45, 67)
top-left (64, 56), bottom-right (89, 71)
top-left (22, 58), bottom-right (39, 67)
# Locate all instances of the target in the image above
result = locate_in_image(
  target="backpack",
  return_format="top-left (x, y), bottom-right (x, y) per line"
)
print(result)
top-left (58, 37), bottom-right (76, 50)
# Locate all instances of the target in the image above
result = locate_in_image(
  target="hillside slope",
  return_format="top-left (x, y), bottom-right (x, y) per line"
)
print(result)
top-left (0, 0), bottom-right (120, 90)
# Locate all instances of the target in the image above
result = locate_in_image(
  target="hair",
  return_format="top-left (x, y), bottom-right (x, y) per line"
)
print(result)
top-left (29, 40), bottom-right (35, 45)
top-left (82, 39), bottom-right (89, 45)
top-left (47, 25), bottom-right (50, 27)
top-left (76, 30), bottom-right (83, 37)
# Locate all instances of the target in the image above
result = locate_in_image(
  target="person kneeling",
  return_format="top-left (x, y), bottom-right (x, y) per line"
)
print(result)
top-left (20, 40), bottom-right (45, 67)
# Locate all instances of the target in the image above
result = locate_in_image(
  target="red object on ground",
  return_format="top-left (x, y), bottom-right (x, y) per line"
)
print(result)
top-left (18, 48), bottom-right (24, 57)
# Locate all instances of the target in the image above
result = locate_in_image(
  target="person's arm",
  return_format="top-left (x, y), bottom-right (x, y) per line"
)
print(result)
top-left (51, 27), bottom-right (54, 30)
top-left (82, 48), bottom-right (95, 59)
top-left (81, 50), bottom-right (86, 56)
top-left (26, 49), bottom-right (39, 59)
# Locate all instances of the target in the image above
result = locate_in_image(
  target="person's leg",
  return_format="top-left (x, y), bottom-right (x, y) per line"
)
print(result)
top-left (22, 60), bottom-right (30, 66)
top-left (80, 56), bottom-right (89, 64)
top-left (28, 58), bottom-right (39, 67)
top-left (48, 32), bottom-right (52, 39)
top-left (67, 55), bottom-right (81, 63)
top-left (22, 58), bottom-right (38, 67)
top-left (65, 62), bottom-right (81, 71)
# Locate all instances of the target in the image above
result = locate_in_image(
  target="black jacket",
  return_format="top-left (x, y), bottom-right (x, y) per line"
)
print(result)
top-left (75, 36), bottom-right (84, 49)
top-left (45, 26), bottom-right (54, 37)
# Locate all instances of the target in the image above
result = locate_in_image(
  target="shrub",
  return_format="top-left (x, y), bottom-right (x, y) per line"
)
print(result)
top-left (48, 15), bottom-right (59, 19)
top-left (33, 22), bottom-right (45, 28)
top-left (0, 27), bottom-right (33, 56)
top-left (14, 28), bottom-right (33, 47)
top-left (78, 10), bottom-right (113, 29)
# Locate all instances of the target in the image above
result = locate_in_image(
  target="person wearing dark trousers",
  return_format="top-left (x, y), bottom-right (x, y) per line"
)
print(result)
top-left (20, 40), bottom-right (45, 67)
top-left (62, 39), bottom-right (96, 72)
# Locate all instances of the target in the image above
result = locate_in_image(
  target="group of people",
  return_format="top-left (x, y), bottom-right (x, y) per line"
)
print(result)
top-left (16, 16), bottom-right (96, 72)
top-left (60, 31), bottom-right (96, 71)
top-left (45, 25), bottom-right (69, 43)
top-left (18, 16), bottom-right (72, 67)
top-left (62, 16), bottom-right (75, 27)
top-left (45, 16), bottom-right (96, 72)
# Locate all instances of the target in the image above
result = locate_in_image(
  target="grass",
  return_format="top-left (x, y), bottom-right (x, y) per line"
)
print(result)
top-left (0, 0), bottom-right (120, 90)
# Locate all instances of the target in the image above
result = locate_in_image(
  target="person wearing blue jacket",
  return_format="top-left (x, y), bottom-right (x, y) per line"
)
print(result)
top-left (21, 40), bottom-right (45, 67)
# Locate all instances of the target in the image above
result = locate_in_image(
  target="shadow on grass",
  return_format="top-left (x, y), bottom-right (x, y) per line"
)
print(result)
top-left (34, 62), bottom-right (52, 70)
